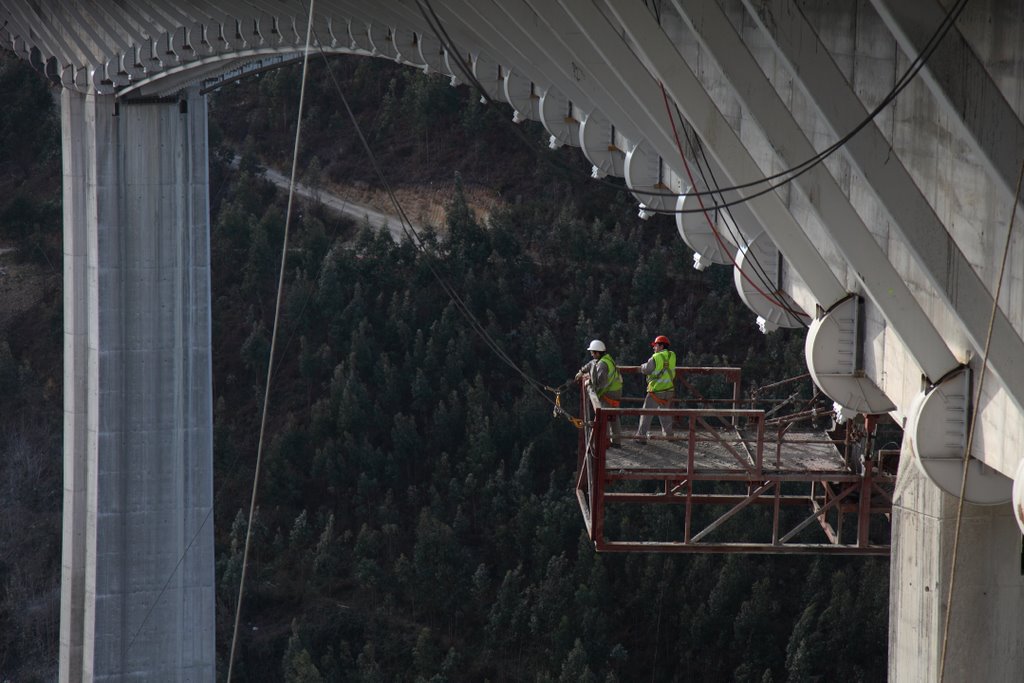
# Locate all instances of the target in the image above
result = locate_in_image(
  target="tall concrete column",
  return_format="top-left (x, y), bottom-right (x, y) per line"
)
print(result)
top-left (890, 452), bottom-right (1024, 682)
top-left (59, 86), bottom-right (215, 682)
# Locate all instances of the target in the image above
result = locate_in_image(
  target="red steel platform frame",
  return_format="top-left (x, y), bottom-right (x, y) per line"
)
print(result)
top-left (574, 367), bottom-right (895, 555)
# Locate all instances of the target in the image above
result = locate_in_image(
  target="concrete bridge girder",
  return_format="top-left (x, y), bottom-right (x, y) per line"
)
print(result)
top-left (6, 0), bottom-right (802, 319)
top-left (649, 1), bottom-right (952, 410)
top-left (623, 141), bottom-right (681, 216)
top-left (504, 69), bottom-right (540, 123)
top-left (871, 0), bottom-right (1024, 210)
top-left (367, 21), bottom-right (398, 60)
top-left (331, 0), bottom-right (592, 162)
top-left (538, 88), bottom-right (580, 149)
top-left (416, 31), bottom-right (446, 74)
top-left (449, 0), bottom-right (667, 216)
top-left (434, 0), bottom-right (589, 145)
top-left (580, 2), bottom-right (831, 314)
top-left (908, 369), bottom-right (1013, 505)
top-left (368, 0), bottom-right (810, 330)
top-left (345, 18), bottom-right (373, 53)
top-left (471, 51), bottom-right (507, 103)
top-left (4, 1), bottom-right (1019, 479)
top-left (482, 0), bottom-right (807, 330)
top-left (390, 26), bottom-right (421, 66)
top-left (451, 0), bottom-right (607, 135)
top-left (577, 108), bottom-right (624, 179)
top-left (805, 296), bottom-right (897, 415)
top-left (740, 0), bottom-right (1024, 481)
top-left (413, 7), bottom-right (542, 117)
top-left (4, 2), bottom-right (831, 376)
top-left (331, 0), bottom-right (421, 67)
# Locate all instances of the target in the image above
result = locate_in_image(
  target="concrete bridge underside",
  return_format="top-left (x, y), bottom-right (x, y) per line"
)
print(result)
top-left (2, 0), bottom-right (1024, 680)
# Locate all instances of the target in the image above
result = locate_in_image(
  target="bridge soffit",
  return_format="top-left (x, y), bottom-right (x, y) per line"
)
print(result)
top-left (654, 0), bottom-right (962, 387)
top-left (740, 0), bottom-right (1024, 421)
top-left (3, 0), bottom-right (825, 328)
top-left (588, 2), bottom-right (844, 309)
top-left (544, 0), bottom-right (808, 329)
top-left (1, 1), bottom-right (595, 135)
top-left (716, 0), bottom-right (1024, 482)
top-left (12, 0), bottom-right (1024, 483)
top-left (0, 1), bottom-right (430, 95)
top-left (19, 2), bottom-right (1017, 399)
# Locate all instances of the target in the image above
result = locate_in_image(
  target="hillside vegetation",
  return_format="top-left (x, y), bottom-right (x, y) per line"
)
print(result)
top-left (0, 51), bottom-right (888, 681)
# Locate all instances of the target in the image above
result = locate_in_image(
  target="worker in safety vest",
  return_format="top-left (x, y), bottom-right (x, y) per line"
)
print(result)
top-left (575, 339), bottom-right (623, 446)
top-left (636, 334), bottom-right (675, 444)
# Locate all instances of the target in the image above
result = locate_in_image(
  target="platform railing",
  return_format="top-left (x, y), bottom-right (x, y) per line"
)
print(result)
top-left (574, 367), bottom-right (894, 555)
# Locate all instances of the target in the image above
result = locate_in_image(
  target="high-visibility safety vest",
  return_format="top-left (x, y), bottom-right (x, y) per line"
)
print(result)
top-left (597, 354), bottom-right (623, 397)
top-left (647, 349), bottom-right (676, 393)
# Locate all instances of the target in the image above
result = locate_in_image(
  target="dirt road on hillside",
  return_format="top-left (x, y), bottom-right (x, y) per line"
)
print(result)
top-left (258, 165), bottom-right (412, 241)
top-left (232, 155), bottom-right (498, 240)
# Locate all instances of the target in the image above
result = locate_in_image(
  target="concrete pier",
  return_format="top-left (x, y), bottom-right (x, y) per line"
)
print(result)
top-left (890, 453), bottom-right (1024, 682)
top-left (59, 87), bottom-right (215, 681)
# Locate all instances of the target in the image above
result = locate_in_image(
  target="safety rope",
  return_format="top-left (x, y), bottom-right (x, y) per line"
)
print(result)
top-left (938, 157), bottom-right (1024, 683)
top-left (309, 35), bottom-right (587, 431)
top-left (552, 389), bottom-right (584, 428)
top-left (226, 2), bottom-right (316, 679)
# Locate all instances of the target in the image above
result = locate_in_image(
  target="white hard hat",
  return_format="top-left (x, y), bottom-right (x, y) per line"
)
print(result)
top-left (587, 339), bottom-right (606, 352)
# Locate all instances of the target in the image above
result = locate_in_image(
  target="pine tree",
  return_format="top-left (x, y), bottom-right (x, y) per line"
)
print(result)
top-left (557, 639), bottom-right (597, 683)
top-left (282, 620), bottom-right (326, 683)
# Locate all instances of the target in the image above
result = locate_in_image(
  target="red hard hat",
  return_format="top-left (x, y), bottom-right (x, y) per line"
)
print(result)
top-left (651, 334), bottom-right (670, 347)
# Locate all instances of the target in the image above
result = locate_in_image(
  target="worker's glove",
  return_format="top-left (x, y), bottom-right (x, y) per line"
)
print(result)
top-left (574, 371), bottom-right (583, 381)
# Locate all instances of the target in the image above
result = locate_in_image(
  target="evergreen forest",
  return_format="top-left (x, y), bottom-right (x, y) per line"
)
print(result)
top-left (0, 50), bottom-right (889, 682)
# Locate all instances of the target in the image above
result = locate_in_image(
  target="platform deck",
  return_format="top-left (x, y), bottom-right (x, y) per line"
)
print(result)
top-left (603, 429), bottom-right (851, 478)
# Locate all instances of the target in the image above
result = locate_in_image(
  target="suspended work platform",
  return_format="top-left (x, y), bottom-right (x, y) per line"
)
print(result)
top-left (575, 367), bottom-right (897, 555)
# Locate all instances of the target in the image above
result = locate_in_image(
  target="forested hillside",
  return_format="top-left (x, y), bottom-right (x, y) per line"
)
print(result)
top-left (0, 51), bottom-right (888, 681)
top-left (0, 51), bottom-right (63, 680)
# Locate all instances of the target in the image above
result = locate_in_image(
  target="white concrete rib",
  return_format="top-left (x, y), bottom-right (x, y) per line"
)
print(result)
top-left (590, 0), bottom-right (846, 308)
top-left (658, 0), bottom-right (959, 382)
top-left (871, 0), bottom-right (1024, 209)
top-left (744, 0), bottom-right (1024, 415)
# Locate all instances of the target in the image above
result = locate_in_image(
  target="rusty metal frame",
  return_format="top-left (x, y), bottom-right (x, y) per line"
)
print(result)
top-left (575, 367), bottom-right (895, 555)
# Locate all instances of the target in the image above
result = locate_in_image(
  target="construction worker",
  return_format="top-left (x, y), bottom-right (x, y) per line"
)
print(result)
top-left (575, 339), bottom-right (623, 446)
top-left (636, 334), bottom-right (675, 444)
